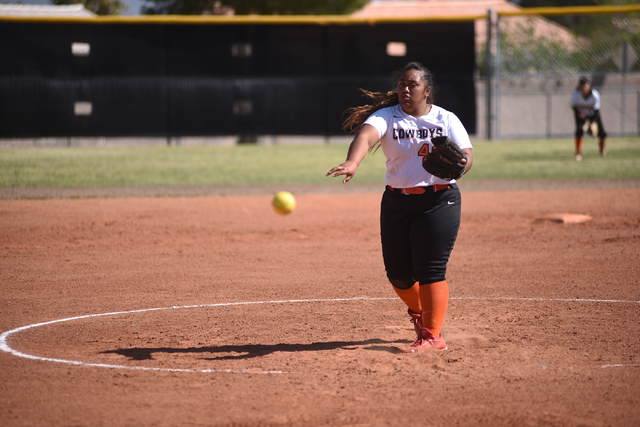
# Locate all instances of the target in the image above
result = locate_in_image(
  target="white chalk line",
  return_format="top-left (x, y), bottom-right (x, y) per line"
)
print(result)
top-left (1, 296), bottom-right (638, 374)
top-left (601, 364), bottom-right (640, 368)
top-left (0, 297), bottom-right (388, 375)
top-left (454, 296), bottom-right (640, 304)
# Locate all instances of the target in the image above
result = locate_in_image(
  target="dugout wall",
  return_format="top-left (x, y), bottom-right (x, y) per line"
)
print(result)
top-left (0, 17), bottom-right (476, 139)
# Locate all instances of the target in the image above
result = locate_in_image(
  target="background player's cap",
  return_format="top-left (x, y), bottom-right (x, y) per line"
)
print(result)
top-left (578, 76), bottom-right (590, 85)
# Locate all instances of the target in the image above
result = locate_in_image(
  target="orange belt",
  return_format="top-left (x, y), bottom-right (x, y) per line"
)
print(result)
top-left (387, 184), bottom-right (451, 195)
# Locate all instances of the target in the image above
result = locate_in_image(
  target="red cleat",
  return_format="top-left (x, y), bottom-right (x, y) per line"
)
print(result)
top-left (400, 327), bottom-right (447, 353)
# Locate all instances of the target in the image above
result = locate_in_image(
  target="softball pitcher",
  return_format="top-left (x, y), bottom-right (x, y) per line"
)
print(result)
top-left (326, 62), bottom-right (473, 353)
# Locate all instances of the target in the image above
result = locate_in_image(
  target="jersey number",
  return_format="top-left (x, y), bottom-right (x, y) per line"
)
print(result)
top-left (418, 143), bottom-right (430, 161)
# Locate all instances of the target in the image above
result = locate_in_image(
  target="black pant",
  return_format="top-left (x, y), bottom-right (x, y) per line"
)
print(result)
top-left (575, 109), bottom-right (607, 138)
top-left (380, 185), bottom-right (461, 287)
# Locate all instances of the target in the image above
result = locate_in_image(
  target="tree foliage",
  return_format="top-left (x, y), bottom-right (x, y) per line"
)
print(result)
top-left (141, 0), bottom-right (370, 15)
top-left (515, 0), bottom-right (639, 39)
top-left (52, 0), bottom-right (126, 15)
top-left (476, 2), bottom-right (640, 76)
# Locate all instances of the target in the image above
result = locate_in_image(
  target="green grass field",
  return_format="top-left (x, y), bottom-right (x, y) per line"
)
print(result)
top-left (1, 137), bottom-right (639, 188)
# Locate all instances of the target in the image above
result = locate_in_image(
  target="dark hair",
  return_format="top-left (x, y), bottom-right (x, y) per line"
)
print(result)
top-left (578, 76), bottom-right (590, 87)
top-left (342, 62), bottom-right (437, 134)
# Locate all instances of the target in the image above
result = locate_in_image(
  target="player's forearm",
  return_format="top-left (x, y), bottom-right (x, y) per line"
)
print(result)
top-left (344, 137), bottom-right (371, 166)
top-left (345, 124), bottom-right (380, 166)
top-left (462, 149), bottom-right (473, 174)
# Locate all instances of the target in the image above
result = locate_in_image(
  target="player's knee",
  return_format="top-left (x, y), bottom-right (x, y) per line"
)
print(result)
top-left (415, 271), bottom-right (446, 285)
top-left (388, 278), bottom-right (414, 290)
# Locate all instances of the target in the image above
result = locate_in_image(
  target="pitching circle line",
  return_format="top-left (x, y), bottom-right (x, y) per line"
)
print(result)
top-left (1, 296), bottom-right (638, 375)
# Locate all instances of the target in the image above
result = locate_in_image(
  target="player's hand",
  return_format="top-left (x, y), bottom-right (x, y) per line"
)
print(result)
top-left (326, 160), bottom-right (358, 184)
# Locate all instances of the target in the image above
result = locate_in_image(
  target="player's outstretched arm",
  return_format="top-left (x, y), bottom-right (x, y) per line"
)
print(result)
top-left (326, 125), bottom-right (380, 184)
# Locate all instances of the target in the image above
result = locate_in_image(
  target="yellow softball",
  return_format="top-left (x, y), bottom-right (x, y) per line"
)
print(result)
top-left (272, 191), bottom-right (296, 215)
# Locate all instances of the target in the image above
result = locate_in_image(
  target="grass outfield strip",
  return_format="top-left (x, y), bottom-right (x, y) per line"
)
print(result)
top-left (0, 138), bottom-right (639, 188)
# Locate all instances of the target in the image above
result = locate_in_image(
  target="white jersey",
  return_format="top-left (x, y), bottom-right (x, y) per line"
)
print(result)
top-left (569, 89), bottom-right (601, 117)
top-left (363, 104), bottom-right (472, 188)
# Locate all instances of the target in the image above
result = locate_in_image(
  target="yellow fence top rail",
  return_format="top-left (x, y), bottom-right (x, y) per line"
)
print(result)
top-left (0, 14), bottom-right (481, 25)
top-left (2, 5), bottom-right (639, 25)
top-left (497, 4), bottom-right (640, 17)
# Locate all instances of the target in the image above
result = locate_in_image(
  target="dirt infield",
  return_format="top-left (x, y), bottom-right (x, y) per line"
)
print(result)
top-left (1, 184), bottom-right (639, 426)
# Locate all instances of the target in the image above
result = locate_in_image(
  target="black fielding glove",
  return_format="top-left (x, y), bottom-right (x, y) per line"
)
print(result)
top-left (422, 136), bottom-right (467, 180)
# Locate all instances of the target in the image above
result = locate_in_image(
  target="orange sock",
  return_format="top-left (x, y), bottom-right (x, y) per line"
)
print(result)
top-left (575, 136), bottom-right (583, 155)
top-left (392, 282), bottom-right (422, 314)
top-left (419, 280), bottom-right (449, 338)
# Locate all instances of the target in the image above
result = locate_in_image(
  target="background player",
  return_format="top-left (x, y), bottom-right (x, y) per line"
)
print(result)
top-left (569, 77), bottom-right (607, 160)
top-left (326, 62), bottom-right (473, 353)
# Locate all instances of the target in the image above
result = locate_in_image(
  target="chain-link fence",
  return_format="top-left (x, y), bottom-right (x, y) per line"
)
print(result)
top-left (476, 5), bottom-right (640, 140)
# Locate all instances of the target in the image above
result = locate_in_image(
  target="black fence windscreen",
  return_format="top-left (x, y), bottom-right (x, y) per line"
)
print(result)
top-left (0, 21), bottom-right (476, 138)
